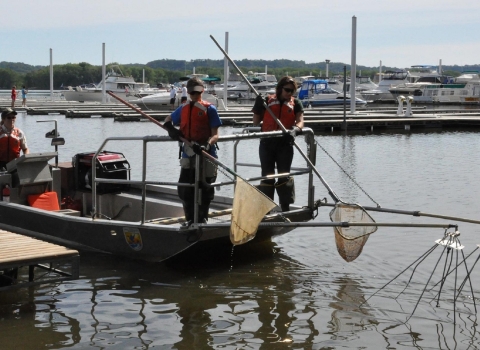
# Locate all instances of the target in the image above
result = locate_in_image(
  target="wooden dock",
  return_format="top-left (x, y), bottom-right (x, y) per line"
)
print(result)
top-left (0, 229), bottom-right (79, 290)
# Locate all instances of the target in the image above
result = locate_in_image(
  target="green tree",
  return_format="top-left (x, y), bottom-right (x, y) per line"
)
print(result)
top-left (0, 68), bottom-right (20, 89)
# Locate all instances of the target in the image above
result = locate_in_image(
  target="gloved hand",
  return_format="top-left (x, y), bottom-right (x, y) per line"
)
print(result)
top-left (163, 121), bottom-right (183, 141)
top-left (254, 94), bottom-right (265, 108)
top-left (283, 131), bottom-right (295, 145)
top-left (290, 125), bottom-right (302, 136)
top-left (192, 142), bottom-right (211, 155)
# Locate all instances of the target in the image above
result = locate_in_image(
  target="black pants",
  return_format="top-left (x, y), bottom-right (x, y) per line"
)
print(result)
top-left (177, 167), bottom-right (216, 223)
top-left (259, 138), bottom-right (295, 211)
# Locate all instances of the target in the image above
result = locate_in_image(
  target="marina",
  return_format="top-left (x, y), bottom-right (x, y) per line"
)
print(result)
top-left (4, 97), bottom-right (480, 132)
top-left (2, 51), bottom-right (480, 348)
top-left (4, 2), bottom-right (480, 348)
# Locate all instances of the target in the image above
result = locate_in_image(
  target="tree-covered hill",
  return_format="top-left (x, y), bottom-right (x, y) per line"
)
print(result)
top-left (1, 59), bottom-right (479, 89)
top-left (0, 61), bottom-right (44, 73)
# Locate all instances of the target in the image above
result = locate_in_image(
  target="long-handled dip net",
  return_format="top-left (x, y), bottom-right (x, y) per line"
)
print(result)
top-left (230, 177), bottom-right (277, 245)
top-left (202, 157), bottom-right (277, 245)
top-left (330, 202), bottom-right (377, 262)
top-left (210, 35), bottom-right (377, 261)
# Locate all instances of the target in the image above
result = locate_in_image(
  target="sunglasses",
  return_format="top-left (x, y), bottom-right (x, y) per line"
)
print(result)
top-left (6, 116), bottom-right (16, 120)
top-left (189, 91), bottom-right (202, 95)
top-left (283, 87), bottom-right (295, 93)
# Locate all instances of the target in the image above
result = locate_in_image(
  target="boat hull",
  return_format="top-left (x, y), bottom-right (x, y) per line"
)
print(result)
top-left (0, 201), bottom-right (313, 262)
top-left (63, 90), bottom-right (138, 103)
top-left (302, 98), bottom-right (367, 107)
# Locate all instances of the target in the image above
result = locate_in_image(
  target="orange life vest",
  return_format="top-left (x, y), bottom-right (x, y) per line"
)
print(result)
top-left (0, 127), bottom-right (22, 163)
top-left (180, 101), bottom-right (212, 143)
top-left (261, 95), bottom-right (296, 132)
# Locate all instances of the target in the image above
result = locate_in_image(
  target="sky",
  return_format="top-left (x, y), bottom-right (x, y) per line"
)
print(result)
top-left (2, 0), bottom-right (479, 70)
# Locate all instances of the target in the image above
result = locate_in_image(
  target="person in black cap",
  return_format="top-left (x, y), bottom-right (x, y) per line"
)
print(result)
top-left (0, 108), bottom-right (29, 169)
top-left (163, 77), bottom-right (222, 225)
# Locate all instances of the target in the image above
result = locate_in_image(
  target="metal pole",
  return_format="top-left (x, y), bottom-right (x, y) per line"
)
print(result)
top-left (223, 32), bottom-right (229, 110)
top-left (321, 202), bottom-right (480, 225)
top-left (49, 49), bottom-right (53, 101)
top-left (379, 60), bottom-right (382, 83)
top-left (325, 59), bottom-right (330, 78)
top-left (343, 66), bottom-right (347, 131)
top-left (102, 43), bottom-right (106, 104)
top-left (350, 16), bottom-right (357, 113)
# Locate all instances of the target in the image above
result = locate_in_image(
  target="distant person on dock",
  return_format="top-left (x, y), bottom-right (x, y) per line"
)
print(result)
top-left (180, 84), bottom-right (188, 105)
top-left (10, 86), bottom-right (17, 108)
top-left (252, 76), bottom-right (304, 212)
top-left (0, 108), bottom-right (29, 170)
top-left (169, 85), bottom-right (177, 110)
top-left (163, 77), bottom-right (222, 225)
top-left (21, 86), bottom-right (28, 107)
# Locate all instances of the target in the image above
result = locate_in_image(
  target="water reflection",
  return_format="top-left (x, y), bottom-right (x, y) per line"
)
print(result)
top-left (328, 277), bottom-right (376, 340)
top-left (2, 238), bottom-right (480, 348)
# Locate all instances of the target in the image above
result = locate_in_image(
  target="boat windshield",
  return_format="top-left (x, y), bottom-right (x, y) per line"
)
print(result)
top-left (298, 81), bottom-right (328, 99)
top-left (384, 71), bottom-right (409, 80)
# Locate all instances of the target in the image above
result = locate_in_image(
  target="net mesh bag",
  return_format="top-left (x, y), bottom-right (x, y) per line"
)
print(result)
top-left (330, 202), bottom-right (377, 262)
top-left (230, 178), bottom-right (277, 245)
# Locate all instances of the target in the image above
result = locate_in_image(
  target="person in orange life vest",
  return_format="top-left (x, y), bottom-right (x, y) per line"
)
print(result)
top-left (163, 77), bottom-right (222, 224)
top-left (252, 76), bottom-right (304, 212)
top-left (11, 86), bottom-right (17, 108)
top-left (0, 108), bottom-right (29, 170)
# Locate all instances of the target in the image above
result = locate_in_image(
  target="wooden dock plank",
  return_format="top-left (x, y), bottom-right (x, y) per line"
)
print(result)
top-left (0, 229), bottom-right (80, 290)
top-left (0, 229), bottom-right (79, 268)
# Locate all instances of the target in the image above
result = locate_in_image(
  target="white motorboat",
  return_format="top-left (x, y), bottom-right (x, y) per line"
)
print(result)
top-left (227, 72), bottom-right (277, 98)
top-left (345, 76), bottom-right (378, 99)
top-left (389, 65), bottom-right (454, 99)
top-left (131, 90), bottom-right (219, 110)
top-left (361, 70), bottom-right (418, 102)
top-left (212, 73), bottom-right (244, 92)
top-left (297, 79), bottom-right (367, 106)
top-left (63, 66), bottom-right (154, 103)
top-left (325, 76), bottom-right (345, 93)
top-left (413, 72), bottom-right (480, 104)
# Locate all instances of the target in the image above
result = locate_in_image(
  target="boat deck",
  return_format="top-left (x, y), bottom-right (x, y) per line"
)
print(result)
top-left (146, 208), bottom-right (233, 226)
top-left (0, 229), bottom-right (80, 290)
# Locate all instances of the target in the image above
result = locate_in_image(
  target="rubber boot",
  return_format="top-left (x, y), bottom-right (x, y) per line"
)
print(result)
top-left (256, 180), bottom-right (275, 200)
top-left (275, 177), bottom-right (295, 212)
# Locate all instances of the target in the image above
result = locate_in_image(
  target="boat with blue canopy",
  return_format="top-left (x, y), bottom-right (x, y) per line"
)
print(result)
top-left (297, 79), bottom-right (367, 107)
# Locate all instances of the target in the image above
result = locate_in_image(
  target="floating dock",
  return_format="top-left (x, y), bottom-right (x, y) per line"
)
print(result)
top-left (3, 99), bottom-right (480, 132)
top-left (0, 229), bottom-right (79, 290)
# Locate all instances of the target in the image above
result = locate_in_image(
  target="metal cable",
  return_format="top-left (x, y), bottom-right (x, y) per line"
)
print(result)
top-left (314, 138), bottom-right (381, 207)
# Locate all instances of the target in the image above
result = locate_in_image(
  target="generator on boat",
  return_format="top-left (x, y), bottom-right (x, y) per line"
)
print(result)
top-left (73, 151), bottom-right (131, 194)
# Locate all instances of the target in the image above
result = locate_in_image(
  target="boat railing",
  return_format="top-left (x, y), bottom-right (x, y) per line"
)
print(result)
top-left (90, 128), bottom-right (317, 224)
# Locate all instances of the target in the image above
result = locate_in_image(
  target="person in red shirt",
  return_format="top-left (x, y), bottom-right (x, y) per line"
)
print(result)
top-left (11, 86), bottom-right (17, 108)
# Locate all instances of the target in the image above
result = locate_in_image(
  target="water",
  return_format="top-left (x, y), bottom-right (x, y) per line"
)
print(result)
top-left (1, 111), bottom-right (480, 349)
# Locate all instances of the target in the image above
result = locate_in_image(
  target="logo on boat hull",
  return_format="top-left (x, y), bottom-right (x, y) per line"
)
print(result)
top-left (123, 227), bottom-right (143, 251)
